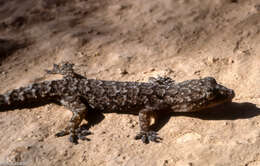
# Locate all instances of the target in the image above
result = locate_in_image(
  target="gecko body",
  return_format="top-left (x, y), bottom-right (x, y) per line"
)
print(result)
top-left (0, 62), bottom-right (235, 144)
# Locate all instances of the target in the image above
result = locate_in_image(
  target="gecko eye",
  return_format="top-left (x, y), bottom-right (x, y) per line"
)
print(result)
top-left (206, 90), bottom-right (216, 100)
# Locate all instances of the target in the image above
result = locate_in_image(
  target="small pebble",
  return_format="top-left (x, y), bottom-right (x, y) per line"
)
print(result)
top-left (228, 58), bottom-right (234, 64)
top-left (207, 57), bottom-right (219, 64)
top-left (120, 69), bottom-right (128, 75)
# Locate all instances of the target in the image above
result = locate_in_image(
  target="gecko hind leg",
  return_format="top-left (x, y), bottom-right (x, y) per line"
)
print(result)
top-left (148, 76), bottom-right (175, 85)
top-left (135, 106), bottom-right (162, 144)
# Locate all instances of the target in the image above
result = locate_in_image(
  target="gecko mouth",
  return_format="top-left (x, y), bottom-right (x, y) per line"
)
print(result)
top-left (208, 88), bottom-right (235, 108)
top-left (220, 87), bottom-right (235, 101)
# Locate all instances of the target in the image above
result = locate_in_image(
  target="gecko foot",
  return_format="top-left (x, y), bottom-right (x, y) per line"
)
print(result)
top-left (55, 126), bottom-right (92, 144)
top-left (69, 129), bottom-right (92, 144)
top-left (135, 131), bottom-right (162, 144)
top-left (55, 130), bottom-right (79, 144)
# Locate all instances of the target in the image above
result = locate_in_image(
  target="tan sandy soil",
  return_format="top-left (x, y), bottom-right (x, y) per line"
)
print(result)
top-left (0, 0), bottom-right (260, 165)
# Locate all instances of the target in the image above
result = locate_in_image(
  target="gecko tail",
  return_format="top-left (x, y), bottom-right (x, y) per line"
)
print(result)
top-left (0, 81), bottom-right (61, 111)
top-left (0, 93), bottom-right (21, 111)
top-left (0, 86), bottom-right (39, 111)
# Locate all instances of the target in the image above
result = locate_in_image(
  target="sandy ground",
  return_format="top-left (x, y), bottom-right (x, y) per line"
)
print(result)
top-left (0, 0), bottom-right (260, 165)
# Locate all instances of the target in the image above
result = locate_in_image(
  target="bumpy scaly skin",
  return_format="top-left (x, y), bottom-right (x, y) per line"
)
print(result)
top-left (0, 62), bottom-right (235, 144)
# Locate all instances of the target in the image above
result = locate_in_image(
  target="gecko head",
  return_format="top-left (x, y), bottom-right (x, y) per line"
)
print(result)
top-left (200, 77), bottom-right (235, 109)
top-left (167, 77), bottom-right (235, 112)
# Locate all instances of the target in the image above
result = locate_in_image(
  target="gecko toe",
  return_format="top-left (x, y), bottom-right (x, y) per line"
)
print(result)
top-left (77, 135), bottom-right (91, 141)
top-left (69, 134), bottom-right (79, 144)
top-left (76, 130), bottom-right (91, 141)
top-left (55, 130), bottom-right (69, 137)
top-left (79, 129), bottom-right (92, 136)
top-left (141, 135), bottom-right (149, 144)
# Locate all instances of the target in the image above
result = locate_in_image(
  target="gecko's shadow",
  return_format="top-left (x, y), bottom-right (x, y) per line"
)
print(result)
top-left (175, 102), bottom-right (260, 120)
top-left (78, 102), bottom-right (260, 134)
top-left (154, 102), bottom-right (260, 132)
top-left (82, 110), bottom-right (105, 131)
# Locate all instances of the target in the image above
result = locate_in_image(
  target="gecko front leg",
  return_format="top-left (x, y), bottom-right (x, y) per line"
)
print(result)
top-left (45, 61), bottom-right (75, 76)
top-left (55, 96), bottom-right (90, 144)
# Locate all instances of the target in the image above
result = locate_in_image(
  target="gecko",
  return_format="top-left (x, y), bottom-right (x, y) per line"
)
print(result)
top-left (0, 62), bottom-right (235, 144)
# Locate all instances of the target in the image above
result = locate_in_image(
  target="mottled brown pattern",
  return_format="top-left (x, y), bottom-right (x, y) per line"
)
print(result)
top-left (0, 62), bottom-right (235, 144)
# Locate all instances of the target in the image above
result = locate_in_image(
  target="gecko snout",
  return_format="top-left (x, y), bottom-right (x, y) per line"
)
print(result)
top-left (216, 84), bottom-right (235, 101)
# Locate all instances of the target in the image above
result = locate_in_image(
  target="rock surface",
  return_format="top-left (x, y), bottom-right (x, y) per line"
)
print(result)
top-left (0, 0), bottom-right (260, 165)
